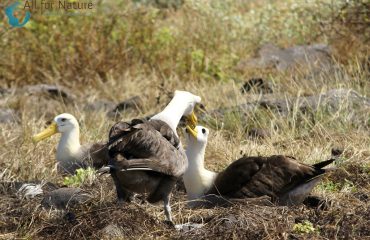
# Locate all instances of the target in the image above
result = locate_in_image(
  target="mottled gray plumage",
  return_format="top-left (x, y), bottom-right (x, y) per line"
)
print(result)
top-left (41, 188), bottom-right (92, 210)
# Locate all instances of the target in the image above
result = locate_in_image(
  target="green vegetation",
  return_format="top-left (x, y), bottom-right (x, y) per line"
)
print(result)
top-left (293, 220), bottom-right (318, 234)
top-left (62, 167), bottom-right (96, 187)
top-left (0, 0), bottom-right (368, 87)
top-left (318, 179), bottom-right (357, 193)
top-left (318, 180), bottom-right (341, 192)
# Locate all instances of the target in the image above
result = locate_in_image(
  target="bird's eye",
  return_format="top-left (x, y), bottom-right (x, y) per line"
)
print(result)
top-left (202, 128), bottom-right (206, 134)
top-left (60, 118), bottom-right (67, 122)
top-left (185, 128), bottom-right (188, 133)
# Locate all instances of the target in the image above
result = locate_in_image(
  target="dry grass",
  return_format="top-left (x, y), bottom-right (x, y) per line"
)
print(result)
top-left (1, 62), bottom-right (369, 238)
top-left (0, 0), bottom-right (369, 239)
top-left (1, 165), bottom-right (369, 239)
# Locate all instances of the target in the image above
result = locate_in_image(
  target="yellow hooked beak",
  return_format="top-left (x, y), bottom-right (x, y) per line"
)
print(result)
top-left (186, 125), bottom-right (198, 139)
top-left (185, 110), bottom-right (197, 130)
top-left (32, 122), bottom-right (58, 143)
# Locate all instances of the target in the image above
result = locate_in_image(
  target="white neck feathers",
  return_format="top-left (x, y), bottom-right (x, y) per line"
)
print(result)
top-left (183, 143), bottom-right (217, 200)
top-left (56, 127), bottom-right (82, 163)
top-left (151, 96), bottom-right (189, 135)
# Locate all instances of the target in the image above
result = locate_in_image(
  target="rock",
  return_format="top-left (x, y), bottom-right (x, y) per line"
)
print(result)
top-left (254, 88), bottom-right (369, 115)
top-left (41, 188), bottom-right (91, 210)
top-left (0, 108), bottom-right (20, 124)
top-left (114, 96), bottom-right (143, 111)
top-left (16, 183), bottom-right (44, 199)
top-left (84, 99), bottom-right (116, 112)
top-left (280, 89), bottom-right (368, 114)
top-left (247, 128), bottom-right (271, 139)
top-left (237, 43), bottom-right (333, 72)
top-left (240, 78), bottom-right (273, 94)
top-left (22, 84), bottom-right (76, 103)
top-left (175, 223), bottom-right (203, 232)
top-left (102, 224), bottom-right (125, 238)
top-left (0, 181), bottom-right (58, 198)
top-left (107, 96), bottom-right (143, 118)
top-left (204, 89), bottom-right (370, 125)
top-left (222, 215), bottom-right (238, 228)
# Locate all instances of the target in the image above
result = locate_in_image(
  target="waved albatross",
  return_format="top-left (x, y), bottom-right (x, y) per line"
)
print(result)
top-left (101, 90), bottom-right (201, 223)
top-left (32, 113), bottom-right (109, 174)
top-left (183, 125), bottom-right (334, 207)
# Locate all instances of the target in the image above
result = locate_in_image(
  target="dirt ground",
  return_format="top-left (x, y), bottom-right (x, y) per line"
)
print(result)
top-left (0, 163), bottom-right (368, 240)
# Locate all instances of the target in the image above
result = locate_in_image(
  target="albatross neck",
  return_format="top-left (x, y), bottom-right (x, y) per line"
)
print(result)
top-left (186, 143), bottom-right (207, 170)
top-left (184, 142), bottom-right (217, 199)
top-left (151, 98), bottom-right (190, 134)
top-left (57, 127), bottom-right (82, 162)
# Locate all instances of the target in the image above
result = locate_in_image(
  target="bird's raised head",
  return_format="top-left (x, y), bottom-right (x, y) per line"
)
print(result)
top-left (184, 125), bottom-right (209, 146)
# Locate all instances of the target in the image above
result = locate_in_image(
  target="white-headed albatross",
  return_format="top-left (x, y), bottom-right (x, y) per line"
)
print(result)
top-left (183, 125), bottom-right (335, 207)
top-left (102, 90), bottom-right (201, 223)
top-left (32, 113), bottom-right (109, 174)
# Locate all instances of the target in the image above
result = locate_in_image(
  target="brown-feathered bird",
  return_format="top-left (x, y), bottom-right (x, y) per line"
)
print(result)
top-left (183, 125), bottom-right (334, 207)
top-left (101, 90), bottom-right (201, 222)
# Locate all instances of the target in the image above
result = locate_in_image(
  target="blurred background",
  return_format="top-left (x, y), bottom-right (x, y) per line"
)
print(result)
top-left (0, 0), bottom-right (368, 88)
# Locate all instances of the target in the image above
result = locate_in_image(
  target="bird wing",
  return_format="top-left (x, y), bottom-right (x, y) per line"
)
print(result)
top-left (207, 155), bottom-right (333, 201)
top-left (272, 157), bottom-right (334, 198)
top-left (108, 120), bottom-right (186, 177)
top-left (86, 143), bottom-right (110, 169)
top-left (147, 119), bottom-right (180, 149)
top-left (206, 156), bottom-right (265, 196)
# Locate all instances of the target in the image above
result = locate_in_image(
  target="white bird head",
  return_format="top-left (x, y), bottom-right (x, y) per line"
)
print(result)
top-left (32, 113), bottom-right (80, 143)
top-left (54, 113), bottom-right (79, 133)
top-left (173, 90), bottom-right (201, 129)
top-left (183, 125), bottom-right (216, 201)
top-left (174, 90), bottom-right (201, 115)
top-left (184, 125), bottom-right (209, 147)
top-left (151, 90), bottom-right (202, 133)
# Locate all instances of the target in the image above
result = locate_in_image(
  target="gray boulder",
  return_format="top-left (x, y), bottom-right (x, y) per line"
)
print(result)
top-left (107, 95), bottom-right (143, 118)
top-left (22, 84), bottom-right (76, 103)
top-left (84, 99), bottom-right (116, 112)
top-left (41, 187), bottom-right (92, 210)
top-left (204, 89), bottom-right (370, 124)
top-left (0, 108), bottom-right (20, 124)
top-left (237, 43), bottom-right (334, 72)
